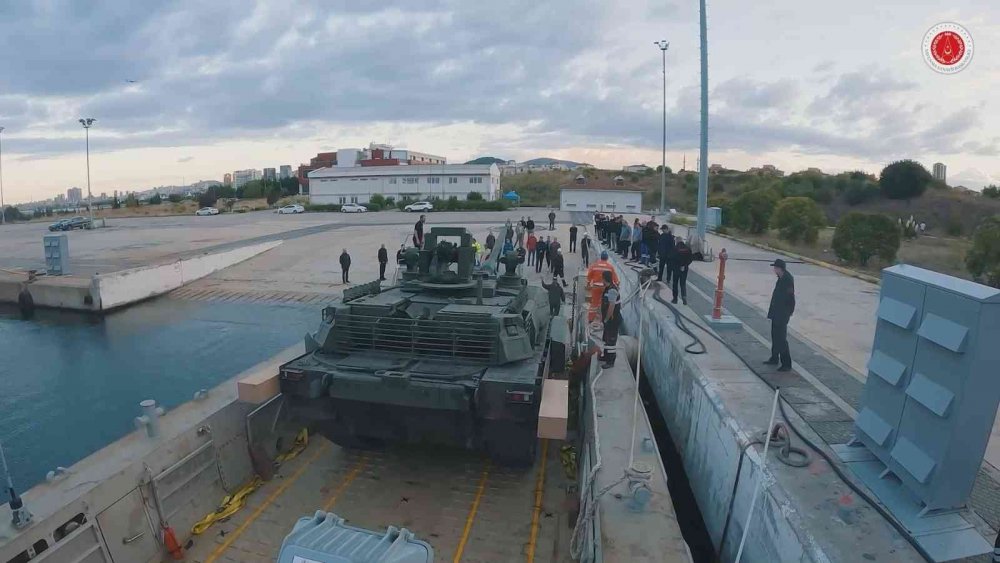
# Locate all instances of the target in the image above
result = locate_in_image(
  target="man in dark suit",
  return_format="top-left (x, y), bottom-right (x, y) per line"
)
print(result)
top-left (765, 259), bottom-right (796, 372)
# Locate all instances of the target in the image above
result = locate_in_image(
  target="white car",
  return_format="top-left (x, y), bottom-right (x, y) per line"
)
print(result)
top-left (276, 204), bottom-right (305, 214)
top-left (195, 207), bottom-right (219, 216)
top-left (404, 201), bottom-right (433, 212)
top-left (341, 203), bottom-right (368, 213)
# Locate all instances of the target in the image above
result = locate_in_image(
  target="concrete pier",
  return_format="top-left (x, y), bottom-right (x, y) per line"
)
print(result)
top-left (606, 247), bottom-right (930, 562)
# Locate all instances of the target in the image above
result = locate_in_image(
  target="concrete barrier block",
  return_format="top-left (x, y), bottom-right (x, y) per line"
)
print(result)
top-left (537, 379), bottom-right (568, 440)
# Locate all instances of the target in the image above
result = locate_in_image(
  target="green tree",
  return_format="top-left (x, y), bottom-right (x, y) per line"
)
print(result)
top-left (982, 185), bottom-right (1000, 199)
top-left (239, 180), bottom-right (265, 199)
top-left (369, 193), bottom-right (387, 207)
top-left (279, 177), bottom-right (300, 196)
top-left (770, 197), bottom-right (826, 244)
top-left (125, 192), bottom-right (140, 208)
top-left (3, 206), bottom-right (24, 221)
top-left (832, 213), bottom-right (900, 266)
top-left (266, 186), bottom-right (282, 205)
top-left (966, 216), bottom-right (1000, 287)
top-left (217, 185), bottom-right (236, 199)
top-left (730, 189), bottom-right (780, 234)
top-left (467, 191), bottom-right (483, 201)
top-left (879, 160), bottom-right (932, 200)
top-left (198, 187), bottom-right (219, 208)
top-left (844, 179), bottom-right (880, 205)
top-left (148, 193), bottom-right (162, 205)
top-left (167, 194), bottom-right (183, 203)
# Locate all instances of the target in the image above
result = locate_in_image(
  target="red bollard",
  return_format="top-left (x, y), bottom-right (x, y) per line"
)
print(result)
top-left (712, 248), bottom-right (728, 320)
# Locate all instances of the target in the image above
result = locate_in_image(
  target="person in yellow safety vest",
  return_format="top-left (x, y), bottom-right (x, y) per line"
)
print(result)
top-left (472, 238), bottom-right (483, 266)
top-left (586, 250), bottom-right (619, 321)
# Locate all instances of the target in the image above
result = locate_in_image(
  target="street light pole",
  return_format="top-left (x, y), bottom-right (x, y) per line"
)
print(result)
top-left (0, 126), bottom-right (5, 226)
top-left (695, 0), bottom-right (710, 252)
top-left (654, 40), bottom-right (669, 215)
top-left (79, 118), bottom-right (95, 225)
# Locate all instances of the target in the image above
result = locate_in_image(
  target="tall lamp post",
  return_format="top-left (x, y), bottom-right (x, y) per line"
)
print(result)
top-left (0, 126), bottom-right (5, 225)
top-left (654, 40), bottom-right (669, 215)
top-left (694, 0), bottom-right (710, 252)
top-left (79, 118), bottom-right (96, 225)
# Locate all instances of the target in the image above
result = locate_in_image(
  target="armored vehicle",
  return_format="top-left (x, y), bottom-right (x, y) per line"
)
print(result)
top-left (279, 226), bottom-right (552, 464)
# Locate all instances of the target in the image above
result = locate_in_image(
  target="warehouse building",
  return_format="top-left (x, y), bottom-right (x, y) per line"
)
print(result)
top-left (559, 175), bottom-right (643, 213)
top-left (308, 164), bottom-right (500, 205)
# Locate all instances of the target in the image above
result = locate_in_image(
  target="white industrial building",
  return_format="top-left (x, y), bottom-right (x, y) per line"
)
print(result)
top-left (933, 162), bottom-right (947, 183)
top-left (559, 174), bottom-right (643, 213)
top-left (308, 164), bottom-right (500, 205)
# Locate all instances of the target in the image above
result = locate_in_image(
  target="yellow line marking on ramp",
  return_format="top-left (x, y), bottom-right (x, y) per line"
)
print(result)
top-left (526, 439), bottom-right (549, 562)
top-left (205, 442), bottom-right (329, 563)
top-left (453, 460), bottom-right (491, 563)
top-left (322, 454), bottom-right (369, 511)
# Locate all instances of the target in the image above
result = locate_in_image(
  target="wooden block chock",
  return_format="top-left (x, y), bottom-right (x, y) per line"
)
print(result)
top-left (237, 370), bottom-right (281, 404)
top-left (538, 379), bottom-right (569, 440)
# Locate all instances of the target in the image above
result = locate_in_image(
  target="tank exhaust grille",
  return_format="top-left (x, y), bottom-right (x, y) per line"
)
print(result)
top-left (333, 314), bottom-right (498, 363)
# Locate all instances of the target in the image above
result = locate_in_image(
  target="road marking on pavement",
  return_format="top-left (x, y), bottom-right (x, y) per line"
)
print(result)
top-left (526, 439), bottom-right (550, 563)
top-left (685, 282), bottom-right (860, 419)
top-left (322, 454), bottom-right (369, 511)
top-left (205, 442), bottom-right (329, 563)
top-left (453, 460), bottom-right (491, 563)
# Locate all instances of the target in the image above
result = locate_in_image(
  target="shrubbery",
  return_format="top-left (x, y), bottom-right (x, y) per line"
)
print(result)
top-left (730, 189), bottom-right (780, 234)
top-left (305, 204), bottom-right (342, 212)
top-left (770, 197), bottom-right (826, 244)
top-left (879, 160), bottom-right (932, 200)
top-left (966, 216), bottom-right (1000, 288)
top-left (832, 213), bottom-right (900, 266)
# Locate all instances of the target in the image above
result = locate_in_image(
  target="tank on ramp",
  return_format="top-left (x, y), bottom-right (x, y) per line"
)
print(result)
top-left (279, 226), bottom-right (552, 465)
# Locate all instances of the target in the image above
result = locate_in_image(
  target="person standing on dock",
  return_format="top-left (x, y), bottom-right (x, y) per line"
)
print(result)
top-left (548, 209), bottom-right (556, 231)
top-left (765, 258), bottom-right (796, 372)
top-left (485, 229), bottom-right (496, 252)
top-left (377, 244), bottom-right (388, 281)
top-left (569, 224), bottom-right (578, 253)
top-left (599, 270), bottom-right (622, 368)
top-left (339, 249), bottom-right (351, 284)
top-left (541, 275), bottom-right (565, 317)
top-left (413, 215), bottom-right (426, 248)
top-left (526, 216), bottom-right (535, 236)
top-left (552, 248), bottom-right (567, 287)
top-left (535, 237), bottom-right (548, 273)
top-left (581, 234), bottom-right (591, 266)
top-left (670, 240), bottom-right (692, 304)
top-left (657, 225), bottom-right (675, 283)
top-left (526, 232), bottom-right (538, 266)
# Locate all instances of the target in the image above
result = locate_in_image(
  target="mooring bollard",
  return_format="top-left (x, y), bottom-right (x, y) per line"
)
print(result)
top-left (712, 248), bottom-right (728, 320)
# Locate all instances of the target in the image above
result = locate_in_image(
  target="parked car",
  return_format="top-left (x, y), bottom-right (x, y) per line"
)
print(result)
top-left (276, 204), bottom-right (305, 214)
top-left (404, 201), bottom-right (433, 212)
top-left (50, 216), bottom-right (92, 231)
top-left (341, 203), bottom-right (368, 213)
top-left (195, 207), bottom-right (220, 216)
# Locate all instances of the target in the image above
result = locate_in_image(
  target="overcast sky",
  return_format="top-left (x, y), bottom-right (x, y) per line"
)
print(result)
top-left (1, 0), bottom-right (997, 204)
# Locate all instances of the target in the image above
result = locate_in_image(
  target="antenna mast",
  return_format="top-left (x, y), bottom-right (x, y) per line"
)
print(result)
top-left (0, 441), bottom-right (32, 529)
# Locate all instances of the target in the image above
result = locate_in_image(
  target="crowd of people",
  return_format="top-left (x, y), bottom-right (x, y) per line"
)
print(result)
top-left (593, 212), bottom-right (691, 304)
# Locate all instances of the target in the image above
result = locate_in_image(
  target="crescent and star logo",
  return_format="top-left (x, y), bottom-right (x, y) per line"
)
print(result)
top-left (922, 22), bottom-right (974, 74)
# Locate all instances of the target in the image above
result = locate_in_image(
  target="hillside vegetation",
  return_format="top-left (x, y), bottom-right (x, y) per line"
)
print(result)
top-left (501, 163), bottom-right (1000, 285)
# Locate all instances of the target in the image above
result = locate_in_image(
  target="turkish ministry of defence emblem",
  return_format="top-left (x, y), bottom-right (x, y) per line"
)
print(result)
top-left (922, 22), bottom-right (974, 74)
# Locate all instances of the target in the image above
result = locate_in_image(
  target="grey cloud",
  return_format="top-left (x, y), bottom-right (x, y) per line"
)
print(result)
top-left (813, 61), bottom-right (835, 73)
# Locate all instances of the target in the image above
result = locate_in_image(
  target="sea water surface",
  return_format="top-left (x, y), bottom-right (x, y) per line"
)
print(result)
top-left (0, 297), bottom-right (316, 490)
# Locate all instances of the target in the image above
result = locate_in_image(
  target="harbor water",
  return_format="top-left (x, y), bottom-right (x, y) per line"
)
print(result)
top-left (0, 297), bottom-right (316, 490)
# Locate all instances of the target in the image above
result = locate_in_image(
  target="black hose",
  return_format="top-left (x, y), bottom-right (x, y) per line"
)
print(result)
top-left (716, 438), bottom-right (760, 561)
top-left (643, 293), bottom-right (936, 563)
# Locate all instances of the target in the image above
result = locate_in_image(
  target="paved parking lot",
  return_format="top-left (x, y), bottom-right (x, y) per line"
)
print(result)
top-left (0, 208), bottom-right (569, 274)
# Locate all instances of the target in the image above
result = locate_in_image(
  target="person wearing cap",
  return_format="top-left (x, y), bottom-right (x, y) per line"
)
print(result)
top-left (599, 270), bottom-right (622, 368)
top-left (670, 239), bottom-right (693, 304)
top-left (552, 248), bottom-right (567, 287)
top-left (765, 258), bottom-right (796, 372)
top-left (586, 250), bottom-right (619, 321)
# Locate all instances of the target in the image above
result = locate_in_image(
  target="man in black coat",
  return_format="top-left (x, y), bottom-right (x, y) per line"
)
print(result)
top-left (339, 249), bottom-right (351, 284)
top-left (535, 237), bottom-right (548, 273)
top-left (569, 225), bottom-right (578, 252)
top-left (548, 210), bottom-right (556, 230)
top-left (656, 225), bottom-right (675, 283)
top-left (551, 248), bottom-right (567, 287)
top-left (765, 259), bottom-right (796, 371)
top-left (541, 276), bottom-right (565, 316)
top-left (526, 217), bottom-right (535, 235)
top-left (377, 244), bottom-right (389, 281)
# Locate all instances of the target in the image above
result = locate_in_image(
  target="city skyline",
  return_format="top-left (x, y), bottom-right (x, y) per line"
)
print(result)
top-left (0, 0), bottom-right (996, 204)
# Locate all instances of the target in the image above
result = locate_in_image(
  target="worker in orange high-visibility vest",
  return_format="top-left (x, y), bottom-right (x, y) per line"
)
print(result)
top-left (586, 250), bottom-right (620, 322)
